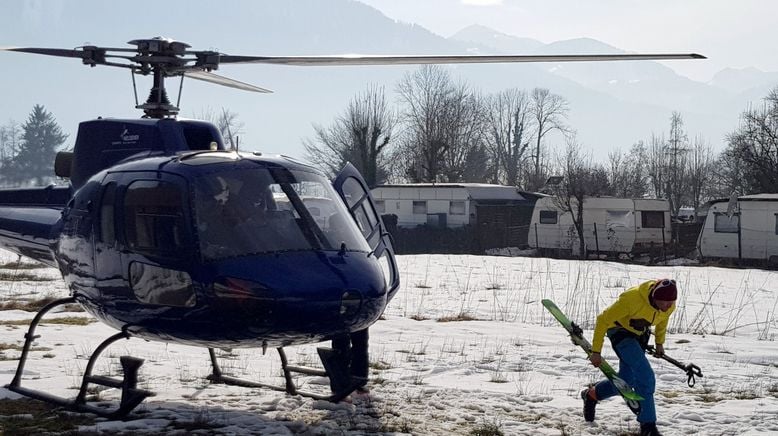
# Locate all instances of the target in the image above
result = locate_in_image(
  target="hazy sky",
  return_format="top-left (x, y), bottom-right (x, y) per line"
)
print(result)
top-left (1, 0), bottom-right (775, 161)
top-left (359, 0), bottom-right (778, 82)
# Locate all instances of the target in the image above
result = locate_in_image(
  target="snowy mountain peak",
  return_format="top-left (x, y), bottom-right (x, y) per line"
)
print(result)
top-left (451, 24), bottom-right (544, 53)
top-left (710, 67), bottom-right (778, 94)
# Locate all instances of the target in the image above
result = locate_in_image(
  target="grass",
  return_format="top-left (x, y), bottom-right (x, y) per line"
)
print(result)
top-left (0, 261), bottom-right (45, 269)
top-left (369, 360), bottom-right (392, 370)
top-left (437, 312), bottom-right (479, 322)
top-left (0, 296), bottom-right (59, 312)
top-left (469, 420), bottom-right (504, 436)
top-left (169, 408), bottom-right (225, 432)
top-left (0, 271), bottom-right (54, 281)
top-left (0, 296), bottom-right (83, 312)
top-left (0, 399), bottom-right (98, 435)
top-left (0, 342), bottom-right (52, 353)
top-left (1, 317), bottom-right (94, 326)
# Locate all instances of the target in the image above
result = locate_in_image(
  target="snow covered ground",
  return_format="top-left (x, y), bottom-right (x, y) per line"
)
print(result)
top-left (1, 251), bottom-right (777, 435)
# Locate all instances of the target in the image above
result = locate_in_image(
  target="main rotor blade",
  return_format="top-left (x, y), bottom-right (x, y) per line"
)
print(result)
top-left (2, 47), bottom-right (91, 59)
top-left (184, 70), bottom-right (273, 93)
top-left (218, 53), bottom-right (706, 66)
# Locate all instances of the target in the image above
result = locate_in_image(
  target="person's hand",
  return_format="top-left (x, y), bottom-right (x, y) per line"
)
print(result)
top-left (589, 352), bottom-right (602, 367)
top-left (654, 344), bottom-right (665, 357)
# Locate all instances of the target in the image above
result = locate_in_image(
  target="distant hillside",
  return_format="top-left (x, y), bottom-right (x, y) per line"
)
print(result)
top-left (2, 0), bottom-right (776, 163)
top-left (448, 24), bottom-right (778, 150)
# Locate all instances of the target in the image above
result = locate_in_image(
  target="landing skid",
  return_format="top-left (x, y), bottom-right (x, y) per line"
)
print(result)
top-left (206, 346), bottom-right (365, 402)
top-left (4, 297), bottom-right (154, 419)
top-left (5, 297), bottom-right (363, 419)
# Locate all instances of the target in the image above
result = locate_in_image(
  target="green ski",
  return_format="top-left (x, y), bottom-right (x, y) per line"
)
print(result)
top-left (542, 299), bottom-right (643, 408)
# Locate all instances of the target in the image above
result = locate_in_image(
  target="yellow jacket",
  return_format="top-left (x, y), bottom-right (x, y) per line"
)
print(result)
top-left (592, 280), bottom-right (675, 353)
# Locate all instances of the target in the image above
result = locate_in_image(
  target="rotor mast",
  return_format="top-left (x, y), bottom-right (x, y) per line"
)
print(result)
top-left (128, 37), bottom-right (192, 119)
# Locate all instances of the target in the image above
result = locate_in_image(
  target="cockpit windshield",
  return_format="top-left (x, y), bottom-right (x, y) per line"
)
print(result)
top-left (193, 166), bottom-right (370, 260)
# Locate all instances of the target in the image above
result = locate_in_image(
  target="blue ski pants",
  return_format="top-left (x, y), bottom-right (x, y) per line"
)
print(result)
top-left (593, 332), bottom-right (656, 424)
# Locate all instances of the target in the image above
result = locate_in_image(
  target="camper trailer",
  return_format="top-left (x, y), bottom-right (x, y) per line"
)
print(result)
top-left (371, 183), bottom-right (535, 228)
top-left (697, 194), bottom-right (778, 264)
top-left (529, 196), bottom-right (671, 256)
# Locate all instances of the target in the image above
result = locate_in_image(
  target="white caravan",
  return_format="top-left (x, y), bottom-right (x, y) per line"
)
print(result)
top-left (370, 183), bottom-right (529, 228)
top-left (529, 196), bottom-right (671, 256)
top-left (697, 194), bottom-right (778, 264)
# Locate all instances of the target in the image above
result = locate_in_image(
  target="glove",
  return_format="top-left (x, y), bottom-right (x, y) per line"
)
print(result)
top-left (589, 352), bottom-right (602, 368)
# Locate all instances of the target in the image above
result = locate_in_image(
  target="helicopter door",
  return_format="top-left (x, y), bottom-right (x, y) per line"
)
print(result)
top-left (333, 163), bottom-right (399, 298)
top-left (93, 175), bottom-right (123, 288)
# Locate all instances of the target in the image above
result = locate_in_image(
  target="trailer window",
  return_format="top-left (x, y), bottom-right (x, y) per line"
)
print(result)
top-left (606, 210), bottom-right (631, 228)
top-left (413, 201), bottom-right (427, 215)
top-left (775, 214), bottom-right (778, 235)
top-left (714, 213), bottom-right (739, 233)
top-left (642, 211), bottom-right (665, 228)
top-left (539, 210), bottom-right (557, 224)
top-left (450, 201), bottom-right (466, 215)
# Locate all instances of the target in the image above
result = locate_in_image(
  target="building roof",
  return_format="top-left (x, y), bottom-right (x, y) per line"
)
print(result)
top-left (707, 193), bottom-right (778, 205)
top-left (374, 183), bottom-right (527, 201)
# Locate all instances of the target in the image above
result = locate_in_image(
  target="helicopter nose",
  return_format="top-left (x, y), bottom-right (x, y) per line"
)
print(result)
top-left (339, 290), bottom-right (363, 320)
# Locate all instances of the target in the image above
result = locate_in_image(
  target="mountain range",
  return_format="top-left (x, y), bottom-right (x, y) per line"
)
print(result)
top-left (1, 0), bottom-right (776, 163)
top-left (449, 24), bottom-right (777, 156)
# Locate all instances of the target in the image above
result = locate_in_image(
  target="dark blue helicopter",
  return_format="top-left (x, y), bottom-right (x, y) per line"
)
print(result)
top-left (0, 37), bottom-right (704, 417)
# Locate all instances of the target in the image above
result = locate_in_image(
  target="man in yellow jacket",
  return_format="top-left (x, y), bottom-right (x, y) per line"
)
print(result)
top-left (581, 278), bottom-right (677, 436)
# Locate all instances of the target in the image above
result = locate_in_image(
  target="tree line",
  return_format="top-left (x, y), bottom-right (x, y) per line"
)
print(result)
top-left (304, 65), bottom-right (778, 218)
top-left (0, 104), bottom-right (67, 186)
top-left (4, 70), bottom-right (777, 214)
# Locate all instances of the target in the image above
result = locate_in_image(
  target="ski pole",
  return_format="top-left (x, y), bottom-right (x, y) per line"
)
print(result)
top-left (646, 345), bottom-right (703, 387)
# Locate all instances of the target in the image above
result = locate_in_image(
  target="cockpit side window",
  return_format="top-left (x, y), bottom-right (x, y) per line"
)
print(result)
top-left (99, 182), bottom-right (117, 245)
top-left (341, 177), bottom-right (381, 247)
top-left (193, 167), bottom-right (369, 261)
top-left (124, 180), bottom-right (190, 256)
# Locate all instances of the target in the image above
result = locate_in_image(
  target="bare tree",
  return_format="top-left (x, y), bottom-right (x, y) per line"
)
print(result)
top-left (665, 111), bottom-right (689, 215)
top-left (396, 66), bottom-right (486, 183)
top-left (607, 148), bottom-right (627, 197)
top-left (195, 107), bottom-right (245, 150)
top-left (396, 65), bottom-right (452, 183)
top-left (709, 147), bottom-right (747, 198)
top-left (0, 120), bottom-right (22, 168)
top-left (484, 88), bottom-right (531, 186)
top-left (529, 87), bottom-right (569, 190)
top-left (724, 87), bottom-right (778, 193)
top-left (608, 141), bottom-right (648, 198)
top-left (685, 135), bottom-right (714, 212)
top-left (439, 85), bottom-right (486, 182)
top-left (647, 133), bottom-right (668, 199)
top-left (552, 136), bottom-right (610, 258)
top-left (303, 84), bottom-right (395, 187)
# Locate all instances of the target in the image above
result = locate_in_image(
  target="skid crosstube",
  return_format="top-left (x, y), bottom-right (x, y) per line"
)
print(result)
top-left (206, 346), bottom-right (365, 402)
top-left (6, 297), bottom-right (363, 419)
top-left (5, 297), bottom-right (154, 419)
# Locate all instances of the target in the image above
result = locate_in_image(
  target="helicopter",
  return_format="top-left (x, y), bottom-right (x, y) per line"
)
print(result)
top-left (0, 37), bottom-right (705, 418)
